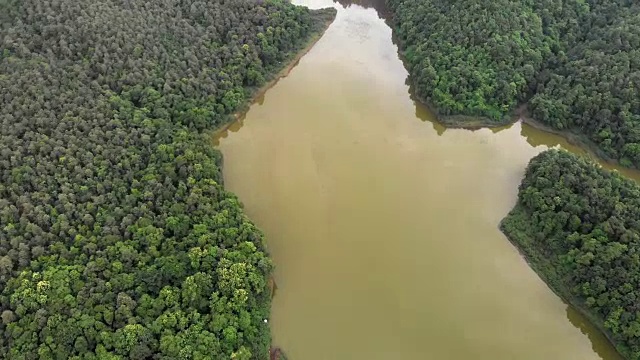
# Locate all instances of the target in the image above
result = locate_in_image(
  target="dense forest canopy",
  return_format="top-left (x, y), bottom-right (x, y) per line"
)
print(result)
top-left (0, 0), bottom-right (334, 358)
top-left (501, 149), bottom-right (640, 359)
top-left (388, 0), bottom-right (640, 167)
top-left (530, 2), bottom-right (640, 167)
top-left (387, 0), bottom-right (551, 120)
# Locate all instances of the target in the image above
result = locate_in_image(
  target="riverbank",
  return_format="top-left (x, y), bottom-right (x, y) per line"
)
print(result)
top-left (396, 61), bottom-right (514, 129)
top-left (212, 8), bottom-right (336, 359)
top-left (518, 115), bottom-right (622, 167)
top-left (500, 206), bottom-right (628, 360)
top-left (437, 113), bottom-right (513, 129)
top-left (387, 14), bottom-right (515, 131)
top-left (213, 8), bottom-right (337, 137)
top-left (433, 101), bottom-right (630, 169)
top-left (407, 91), bottom-right (511, 129)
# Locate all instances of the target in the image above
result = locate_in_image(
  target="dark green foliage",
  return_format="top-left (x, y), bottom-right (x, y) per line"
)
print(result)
top-left (387, 0), bottom-right (551, 121)
top-left (388, 0), bottom-right (640, 164)
top-left (501, 149), bottom-right (640, 359)
top-left (530, 2), bottom-right (640, 167)
top-left (0, 0), bottom-right (334, 358)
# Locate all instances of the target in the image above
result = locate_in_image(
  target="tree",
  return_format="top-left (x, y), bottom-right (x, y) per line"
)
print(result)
top-left (501, 149), bottom-right (640, 358)
top-left (0, 0), bottom-right (336, 357)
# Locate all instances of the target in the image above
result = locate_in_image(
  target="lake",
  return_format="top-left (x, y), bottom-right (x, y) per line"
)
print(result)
top-left (215, 0), bottom-right (638, 358)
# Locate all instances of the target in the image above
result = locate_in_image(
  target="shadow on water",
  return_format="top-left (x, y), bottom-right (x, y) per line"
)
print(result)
top-left (335, 0), bottom-right (514, 137)
top-left (213, 60), bottom-right (294, 146)
top-left (332, 0), bottom-right (389, 18)
top-left (566, 306), bottom-right (623, 360)
top-left (414, 101), bottom-right (446, 136)
top-left (215, 0), bottom-right (391, 146)
top-left (332, 0), bottom-right (453, 137)
top-left (520, 121), bottom-right (640, 182)
top-left (408, 77), bottom-right (514, 135)
top-left (353, 0), bottom-right (640, 185)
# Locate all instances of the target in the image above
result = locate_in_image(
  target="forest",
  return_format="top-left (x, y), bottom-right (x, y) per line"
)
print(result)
top-left (501, 149), bottom-right (640, 359)
top-left (0, 0), bottom-right (334, 358)
top-left (387, 0), bottom-right (551, 120)
top-left (387, 0), bottom-right (640, 167)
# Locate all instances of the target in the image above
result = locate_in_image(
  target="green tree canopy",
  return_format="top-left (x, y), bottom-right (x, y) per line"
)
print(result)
top-left (0, 0), bottom-right (335, 358)
top-left (502, 149), bottom-right (640, 359)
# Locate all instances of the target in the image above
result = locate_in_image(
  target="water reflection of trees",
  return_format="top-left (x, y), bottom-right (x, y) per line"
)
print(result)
top-left (330, 0), bottom-right (517, 137)
top-left (332, 0), bottom-right (389, 18)
top-left (565, 305), bottom-right (623, 360)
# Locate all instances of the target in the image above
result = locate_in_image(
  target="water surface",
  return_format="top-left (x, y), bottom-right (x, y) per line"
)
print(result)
top-left (216, 1), bottom-right (639, 358)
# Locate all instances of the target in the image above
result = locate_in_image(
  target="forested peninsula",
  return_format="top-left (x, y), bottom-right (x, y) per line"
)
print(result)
top-left (0, 0), bottom-right (335, 358)
top-left (387, 0), bottom-right (640, 168)
top-left (385, 0), bottom-right (640, 357)
top-left (501, 149), bottom-right (640, 359)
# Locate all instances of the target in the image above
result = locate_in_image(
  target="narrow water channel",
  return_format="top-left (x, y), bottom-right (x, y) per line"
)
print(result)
top-left (215, 0), bottom-right (640, 358)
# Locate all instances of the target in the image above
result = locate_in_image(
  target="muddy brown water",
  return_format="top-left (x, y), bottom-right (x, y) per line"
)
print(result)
top-left (215, 0), bottom-right (640, 358)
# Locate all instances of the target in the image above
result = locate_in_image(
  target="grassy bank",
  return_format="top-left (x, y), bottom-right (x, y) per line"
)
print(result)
top-left (436, 113), bottom-right (513, 129)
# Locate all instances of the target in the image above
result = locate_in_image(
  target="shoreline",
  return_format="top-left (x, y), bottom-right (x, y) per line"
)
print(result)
top-left (208, 9), bottom-right (336, 360)
top-left (212, 11), bottom-right (336, 139)
top-left (414, 92), bottom-right (513, 129)
top-left (427, 94), bottom-right (633, 358)
top-left (389, 25), bottom-right (515, 131)
top-left (401, 71), bottom-right (514, 130)
top-left (437, 113), bottom-right (512, 129)
top-left (424, 93), bottom-right (516, 130)
top-left (518, 115), bottom-right (621, 166)
top-left (500, 208), bottom-right (629, 360)
top-left (389, 11), bottom-right (626, 169)
top-left (426, 99), bottom-right (630, 169)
